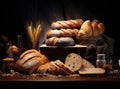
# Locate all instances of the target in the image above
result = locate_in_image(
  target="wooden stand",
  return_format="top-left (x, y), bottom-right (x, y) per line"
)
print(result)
top-left (39, 44), bottom-right (87, 62)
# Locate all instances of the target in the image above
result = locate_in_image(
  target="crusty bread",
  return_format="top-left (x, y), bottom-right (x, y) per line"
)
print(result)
top-left (77, 20), bottom-right (93, 38)
top-left (15, 49), bottom-right (49, 74)
top-left (47, 61), bottom-right (70, 75)
top-left (65, 53), bottom-right (83, 72)
top-left (22, 57), bottom-right (43, 74)
top-left (37, 62), bottom-right (50, 74)
top-left (54, 60), bottom-right (75, 74)
top-left (82, 58), bottom-right (95, 68)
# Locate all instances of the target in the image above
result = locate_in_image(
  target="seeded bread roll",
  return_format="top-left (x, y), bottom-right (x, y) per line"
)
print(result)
top-left (51, 19), bottom-right (83, 29)
top-left (45, 37), bottom-right (75, 46)
top-left (65, 53), bottom-right (83, 72)
top-left (47, 28), bottom-right (79, 38)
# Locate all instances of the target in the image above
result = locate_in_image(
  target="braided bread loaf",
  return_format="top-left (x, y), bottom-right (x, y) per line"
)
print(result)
top-left (51, 19), bottom-right (84, 29)
top-left (47, 28), bottom-right (79, 38)
top-left (45, 37), bottom-right (75, 46)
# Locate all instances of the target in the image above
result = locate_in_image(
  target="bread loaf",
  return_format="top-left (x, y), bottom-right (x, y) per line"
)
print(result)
top-left (37, 62), bottom-right (50, 74)
top-left (47, 28), bottom-right (79, 38)
top-left (65, 53), bottom-right (83, 72)
top-left (77, 20), bottom-right (105, 38)
top-left (45, 37), bottom-right (75, 46)
top-left (15, 49), bottom-right (49, 74)
top-left (77, 20), bottom-right (93, 39)
top-left (51, 19), bottom-right (83, 29)
top-left (92, 20), bottom-right (105, 36)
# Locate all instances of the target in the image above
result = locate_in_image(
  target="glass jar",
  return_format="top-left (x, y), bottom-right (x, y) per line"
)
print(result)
top-left (2, 58), bottom-right (14, 73)
top-left (96, 54), bottom-right (106, 68)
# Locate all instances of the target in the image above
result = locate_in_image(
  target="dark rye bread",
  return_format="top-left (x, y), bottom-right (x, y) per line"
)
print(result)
top-left (65, 53), bottom-right (83, 72)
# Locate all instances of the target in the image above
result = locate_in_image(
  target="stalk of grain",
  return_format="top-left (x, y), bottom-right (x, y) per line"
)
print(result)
top-left (27, 22), bottom-right (42, 50)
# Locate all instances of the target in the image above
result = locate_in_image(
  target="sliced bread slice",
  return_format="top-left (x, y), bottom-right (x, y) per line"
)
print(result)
top-left (82, 58), bottom-right (95, 68)
top-left (65, 53), bottom-right (83, 72)
top-left (54, 60), bottom-right (75, 74)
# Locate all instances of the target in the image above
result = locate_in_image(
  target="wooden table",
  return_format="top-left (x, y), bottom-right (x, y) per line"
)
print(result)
top-left (0, 73), bottom-right (120, 89)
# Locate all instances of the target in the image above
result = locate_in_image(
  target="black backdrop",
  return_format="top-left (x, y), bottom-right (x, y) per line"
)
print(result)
top-left (1, 0), bottom-right (120, 60)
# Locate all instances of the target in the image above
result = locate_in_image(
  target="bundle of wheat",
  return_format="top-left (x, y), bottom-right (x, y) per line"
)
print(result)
top-left (27, 22), bottom-right (42, 50)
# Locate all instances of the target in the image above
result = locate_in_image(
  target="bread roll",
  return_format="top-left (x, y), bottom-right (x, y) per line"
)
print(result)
top-left (45, 37), bottom-right (75, 46)
top-left (65, 53), bottom-right (83, 72)
top-left (98, 22), bottom-right (105, 34)
top-left (77, 20), bottom-right (93, 39)
top-left (47, 28), bottom-right (79, 38)
top-left (15, 49), bottom-right (49, 74)
top-left (51, 19), bottom-right (83, 29)
top-left (91, 20), bottom-right (100, 36)
top-left (92, 20), bottom-right (105, 36)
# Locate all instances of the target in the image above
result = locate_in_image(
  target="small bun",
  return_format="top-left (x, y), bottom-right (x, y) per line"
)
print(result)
top-left (77, 20), bottom-right (93, 38)
top-left (98, 22), bottom-right (105, 34)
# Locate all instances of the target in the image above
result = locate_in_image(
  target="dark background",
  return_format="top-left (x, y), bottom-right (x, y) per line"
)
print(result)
top-left (1, 0), bottom-right (120, 60)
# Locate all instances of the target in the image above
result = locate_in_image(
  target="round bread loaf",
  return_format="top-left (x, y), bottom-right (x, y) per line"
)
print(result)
top-left (15, 49), bottom-right (49, 74)
top-left (45, 37), bottom-right (75, 46)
